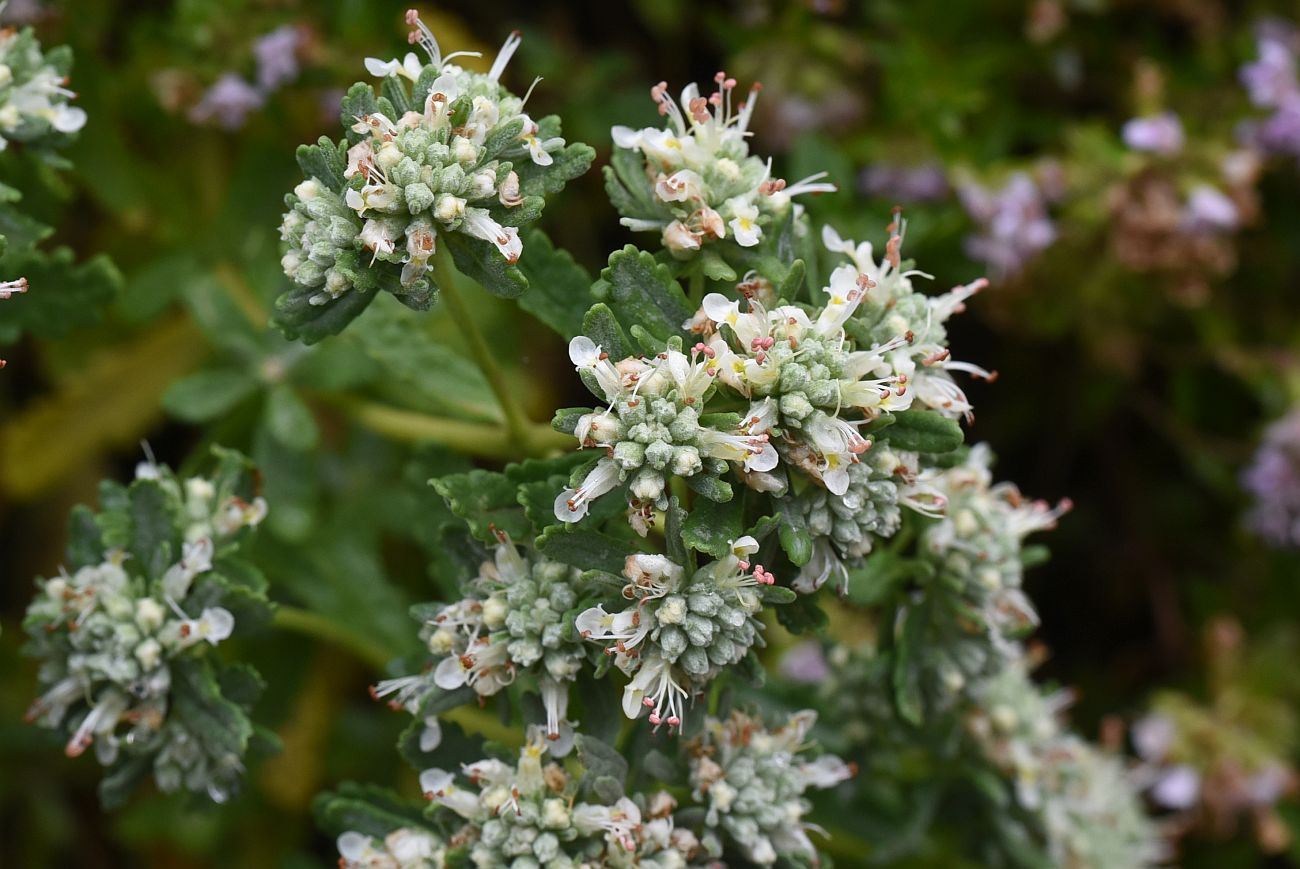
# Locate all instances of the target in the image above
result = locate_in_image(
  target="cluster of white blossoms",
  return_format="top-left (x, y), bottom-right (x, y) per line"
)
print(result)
top-left (0, 24), bottom-right (87, 150)
top-left (688, 711), bottom-right (854, 867)
top-left (280, 9), bottom-right (574, 307)
top-left (23, 458), bottom-right (267, 802)
top-left (609, 73), bottom-right (834, 258)
top-left (336, 827), bottom-right (447, 869)
top-left (920, 444), bottom-right (1070, 689)
top-left (419, 737), bottom-right (721, 868)
top-left (371, 535), bottom-right (588, 750)
top-left (575, 545), bottom-right (773, 731)
top-left (969, 666), bottom-right (1162, 869)
top-left (555, 336), bottom-right (777, 533)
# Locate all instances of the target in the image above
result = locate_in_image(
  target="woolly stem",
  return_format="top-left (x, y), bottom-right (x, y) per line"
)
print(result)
top-left (432, 246), bottom-right (532, 450)
top-left (334, 398), bottom-right (569, 458)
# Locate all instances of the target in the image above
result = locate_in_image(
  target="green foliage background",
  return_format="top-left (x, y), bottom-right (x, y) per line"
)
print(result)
top-left (2, 0), bottom-right (1300, 865)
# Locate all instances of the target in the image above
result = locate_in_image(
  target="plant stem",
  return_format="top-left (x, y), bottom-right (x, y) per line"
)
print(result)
top-left (272, 605), bottom-right (394, 671)
top-left (335, 398), bottom-right (570, 458)
top-left (688, 268), bottom-right (704, 305)
top-left (433, 247), bottom-right (532, 450)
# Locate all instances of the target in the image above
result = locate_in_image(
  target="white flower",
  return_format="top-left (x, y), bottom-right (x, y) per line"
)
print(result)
top-left (554, 456), bottom-right (622, 523)
top-left (461, 209), bottom-right (522, 262)
top-left (727, 198), bottom-right (762, 247)
top-left (662, 220), bottom-right (701, 257)
top-left (364, 52), bottom-right (425, 81)
top-left (655, 169), bottom-right (704, 202)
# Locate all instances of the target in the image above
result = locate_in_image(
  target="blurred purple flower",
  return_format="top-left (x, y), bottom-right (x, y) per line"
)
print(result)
top-left (255, 25), bottom-right (302, 91)
top-left (957, 172), bottom-right (1057, 278)
top-left (1239, 20), bottom-right (1300, 158)
top-left (1151, 765), bottom-right (1201, 810)
top-left (1242, 408), bottom-right (1300, 548)
top-left (1181, 185), bottom-right (1239, 233)
top-left (1241, 21), bottom-right (1299, 108)
top-left (780, 641), bottom-right (829, 684)
top-left (189, 74), bottom-right (264, 130)
top-left (0, 0), bottom-right (43, 24)
top-left (1122, 112), bottom-right (1184, 156)
top-left (859, 162), bottom-right (950, 203)
top-left (1131, 714), bottom-right (1175, 761)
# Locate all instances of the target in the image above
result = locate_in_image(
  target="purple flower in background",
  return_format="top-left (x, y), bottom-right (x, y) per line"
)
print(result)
top-left (1242, 408), bottom-right (1300, 548)
top-left (1239, 20), bottom-right (1300, 158)
top-left (188, 74), bottom-right (265, 130)
top-left (1181, 185), bottom-right (1240, 233)
top-left (780, 641), bottom-right (829, 684)
top-left (957, 172), bottom-right (1057, 279)
top-left (1241, 21), bottom-right (1299, 108)
top-left (1122, 112), bottom-right (1184, 156)
top-left (859, 162), bottom-right (950, 203)
top-left (254, 25), bottom-right (302, 91)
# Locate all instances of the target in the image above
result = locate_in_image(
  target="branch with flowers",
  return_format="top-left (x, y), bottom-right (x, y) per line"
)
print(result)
top-left (17, 9), bottom-right (1168, 868)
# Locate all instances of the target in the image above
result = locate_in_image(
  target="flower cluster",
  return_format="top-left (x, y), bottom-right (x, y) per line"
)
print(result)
top-left (421, 738), bottom-right (720, 868)
top-left (337, 827), bottom-right (447, 869)
top-left (576, 546), bottom-right (772, 730)
top-left (372, 535), bottom-right (589, 748)
top-left (607, 73), bottom-right (834, 259)
top-left (1239, 19), bottom-right (1300, 160)
top-left (687, 710), bottom-right (853, 866)
top-left (917, 444), bottom-right (1069, 692)
top-left (555, 336), bottom-right (774, 532)
top-left (189, 24), bottom-right (304, 130)
top-left (1129, 619), bottom-right (1299, 854)
top-left (968, 666), bottom-right (1162, 869)
top-left (278, 8), bottom-right (589, 325)
top-left (22, 451), bottom-right (268, 804)
top-left (557, 220), bottom-right (985, 538)
top-left (957, 172), bottom-right (1057, 279)
top-left (1241, 406), bottom-right (1300, 548)
top-left (0, 23), bottom-right (86, 150)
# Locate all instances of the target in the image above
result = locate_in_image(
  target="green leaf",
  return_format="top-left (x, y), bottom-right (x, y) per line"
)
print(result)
top-left (581, 302), bottom-right (629, 360)
top-left (576, 733), bottom-right (627, 801)
top-left (339, 83), bottom-right (380, 144)
top-left (431, 469), bottom-right (532, 544)
top-left (295, 136), bottom-right (348, 193)
top-left (0, 248), bottom-right (120, 343)
top-left (603, 147), bottom-right (664, 221)
top-left (264, 384), bottom-right (319, 451)
top-left (758, 585), bottom-right (798, 605)
top-left (681, 496), bottom-right (744, 558)
top-left (551, 407), bottom-right (590, 435)
top-left (535, 525), bottom-right (631, 575)
top-left (161, 368), bottom-right (258, 423)
top-left (348, 295), bottom-right (500, 422)
top-left (271, 284), bottom-right (377, 344)
top-left (127, 479), bottom-right (180, 582)
top-left (892, 607), bottom-right (926, 726)
top-left (685, 473), bottom-right (732, 503)
top-left (876, 410), bottom-right (964, 453)
top-left (169, 657), bottom-right (256, 786)
top-left (664, 496), bottom-right (691, 571)
top-left (442, 232), bottom-right (528, 299)
top-left (775, 593), bottom-right (828, 635)
top-left (517, 139), bottom-right (595, 198)
top-left (515, 228), bottom-right (592, 338)
top-left (591, 246), bottom-right (693, 343)
top-left (774, 499), bottom-right (806, 567)
top-left (315, 783), bottom-right (430, 839)
top-left (65, 504), bottom-right (104, 567)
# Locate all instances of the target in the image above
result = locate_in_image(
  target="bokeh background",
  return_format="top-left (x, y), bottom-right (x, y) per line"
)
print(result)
top-left (3, 0), bottom-right (1300, 865)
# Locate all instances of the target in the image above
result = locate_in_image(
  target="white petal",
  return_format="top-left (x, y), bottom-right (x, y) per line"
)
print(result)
top-left (433, 655), bottom-right (469, 689)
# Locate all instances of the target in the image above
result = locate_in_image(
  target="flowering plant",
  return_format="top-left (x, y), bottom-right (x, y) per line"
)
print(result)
top-left (24, 6), bottom-right (1279, 867)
